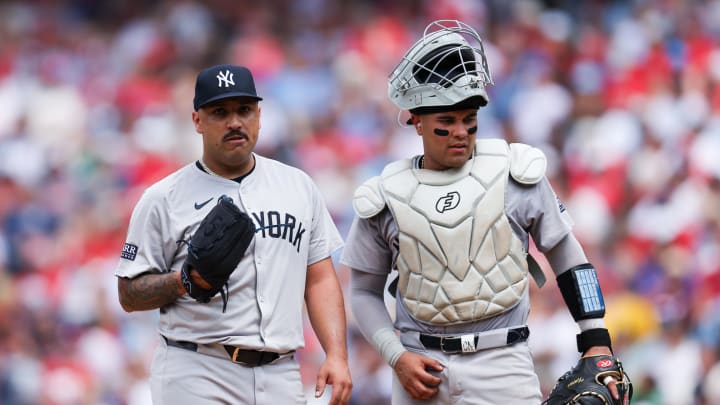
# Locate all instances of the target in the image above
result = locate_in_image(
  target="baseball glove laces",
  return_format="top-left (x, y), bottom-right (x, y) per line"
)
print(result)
top-left (544, 355), bottom-right (633, 405)
top-left (177, 195), bottom-right (255, 312)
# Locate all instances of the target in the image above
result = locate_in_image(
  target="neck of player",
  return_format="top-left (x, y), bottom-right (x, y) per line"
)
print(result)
top-left (200, 155), bottom-right (255, 179)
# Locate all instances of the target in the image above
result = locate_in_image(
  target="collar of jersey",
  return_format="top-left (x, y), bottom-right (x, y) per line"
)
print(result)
top-left (195, 157), bottom-right (256, 183)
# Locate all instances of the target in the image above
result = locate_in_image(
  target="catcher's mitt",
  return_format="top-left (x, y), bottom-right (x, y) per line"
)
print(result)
top-left (179, 195), bottom-right (255, 311)
top-left (544, 355), bottom-right (633, 405)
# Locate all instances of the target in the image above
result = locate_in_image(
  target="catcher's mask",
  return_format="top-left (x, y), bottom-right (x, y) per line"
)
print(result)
top-left (388, 20), bottom-right (493, 118)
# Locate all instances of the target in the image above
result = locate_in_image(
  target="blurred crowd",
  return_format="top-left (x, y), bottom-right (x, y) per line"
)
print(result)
top-left (0, 0), bottom-right (719, 404)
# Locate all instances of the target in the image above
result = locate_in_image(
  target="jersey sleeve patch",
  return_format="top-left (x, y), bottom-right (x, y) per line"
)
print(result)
top-left (556, 195), bottom-right (566, 213)
top-left (121, 243), bottom-right (138, 261)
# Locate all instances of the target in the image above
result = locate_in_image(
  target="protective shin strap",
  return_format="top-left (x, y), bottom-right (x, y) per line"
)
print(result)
top-left (556, 263), bottom-right (605, 321)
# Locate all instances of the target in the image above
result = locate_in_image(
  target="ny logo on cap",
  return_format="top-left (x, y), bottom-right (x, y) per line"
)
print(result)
top-left (216, 70), bottom-right (235, 88)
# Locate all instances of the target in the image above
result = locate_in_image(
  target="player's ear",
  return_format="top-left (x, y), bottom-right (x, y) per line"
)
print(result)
top-left (410, 116), bottom-right (422, 135)
top-left (192, 111), bottom-right (202, 134)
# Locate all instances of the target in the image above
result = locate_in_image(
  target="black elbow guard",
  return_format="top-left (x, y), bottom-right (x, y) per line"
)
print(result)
top-left (556, 263), bottom-right (606, 321)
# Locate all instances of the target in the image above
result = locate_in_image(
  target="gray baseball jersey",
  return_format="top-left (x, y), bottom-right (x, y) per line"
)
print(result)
top-left (115, 153), bottom-right (343, 352)
top-left (340, 155), bottom-right (574, 336)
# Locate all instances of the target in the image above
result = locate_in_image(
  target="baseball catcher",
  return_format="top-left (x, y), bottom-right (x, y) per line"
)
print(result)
top-left (178, 194), bottom-right (255, 311)
top-left (339, 19), bottom-right (631, 404)
top-left (544, 354), bottom-right (633, 405)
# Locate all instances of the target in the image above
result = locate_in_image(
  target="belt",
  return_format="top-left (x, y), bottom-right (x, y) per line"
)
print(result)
top-left (419, 326), bottom-right (530, 354)
top-left (163, 336), bottom-right (293, 367)
top-left (222, 346), bottom-right (287, 367)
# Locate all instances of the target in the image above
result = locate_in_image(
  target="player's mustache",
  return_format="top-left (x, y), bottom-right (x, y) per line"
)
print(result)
top-left (224, 130), bottom-right (247, 140)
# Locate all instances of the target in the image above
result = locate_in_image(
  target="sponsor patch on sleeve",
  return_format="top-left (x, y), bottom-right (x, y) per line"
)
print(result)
top-left (121, 243), bottom-right (138, 261)
top-left (556, 195), bottom-right (566, 213)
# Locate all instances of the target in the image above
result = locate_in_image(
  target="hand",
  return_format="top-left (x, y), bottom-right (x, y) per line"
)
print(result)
top-left (393, 351), bottom-right (444, 400)
top-left (583, 346), bottom-right (625, 404)
top-left (189, 268), bottom-right (212, 290)
top-left (315, 355), bottom-right (352, 405)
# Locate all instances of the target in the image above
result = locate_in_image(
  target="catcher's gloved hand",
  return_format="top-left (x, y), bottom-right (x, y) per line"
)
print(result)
top-left (179, 195), bottom-right (255, 311)
top-left (544, 355), bottom-right (633, 405)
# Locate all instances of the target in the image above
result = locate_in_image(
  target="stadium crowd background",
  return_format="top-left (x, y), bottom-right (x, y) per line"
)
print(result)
top-left (0, 0), bottom-right (719, 404)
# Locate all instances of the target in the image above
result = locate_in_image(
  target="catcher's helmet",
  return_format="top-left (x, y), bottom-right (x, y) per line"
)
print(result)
top-left (388, 20), bottom-right (493, 115)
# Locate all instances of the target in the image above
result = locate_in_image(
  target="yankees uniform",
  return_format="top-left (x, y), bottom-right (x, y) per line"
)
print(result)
top-left (342, 140), bottom-right (576, 403)
top-left (115, 155), bottom-right (343, 404)
top-left (342, 19), bottom-right (615, 404)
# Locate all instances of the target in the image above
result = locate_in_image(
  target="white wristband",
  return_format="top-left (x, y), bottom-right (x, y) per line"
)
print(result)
top-left (577, 318), bottom-right (606, 332)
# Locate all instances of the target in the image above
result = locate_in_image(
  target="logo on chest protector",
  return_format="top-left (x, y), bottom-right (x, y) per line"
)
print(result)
top-left (435, 191), bottom-right (461, 213)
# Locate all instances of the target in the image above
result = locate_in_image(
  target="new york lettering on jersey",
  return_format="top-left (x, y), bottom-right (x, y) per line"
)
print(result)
top-left (251, 210), bottom-right (306, 252)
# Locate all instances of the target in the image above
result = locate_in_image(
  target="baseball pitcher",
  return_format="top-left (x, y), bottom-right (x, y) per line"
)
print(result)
top-left (116, 64), bottom-right (352, 405)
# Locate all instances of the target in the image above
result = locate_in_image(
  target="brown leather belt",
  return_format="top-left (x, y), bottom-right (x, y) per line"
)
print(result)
top-left (222, 345), bottom-right (283, 366)
top-left (163, 336), bottom-right (292, 367)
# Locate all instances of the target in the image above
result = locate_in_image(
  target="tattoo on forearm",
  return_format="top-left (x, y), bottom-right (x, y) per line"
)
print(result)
top-left (121, 273), bottom-right (182, 311)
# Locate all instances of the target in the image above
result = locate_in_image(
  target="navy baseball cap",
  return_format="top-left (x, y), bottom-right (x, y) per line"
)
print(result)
top-left (193, 64), bottom-right (263, 110)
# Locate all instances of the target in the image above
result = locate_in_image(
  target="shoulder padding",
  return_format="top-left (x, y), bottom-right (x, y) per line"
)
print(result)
top-left (353, 158), bottom-right (414, 218)
top-left (352, 176), bottom-right (386, 219)
top-left (475, 138), bottom-right (510, 156)
top-left (381, 158), bottom-right (413, 177)
top-left (509, 143), bottom-right (546, 185)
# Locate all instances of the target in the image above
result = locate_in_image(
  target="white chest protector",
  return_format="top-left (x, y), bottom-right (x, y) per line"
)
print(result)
top-left (353, 139), bottom-right (547, 325)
